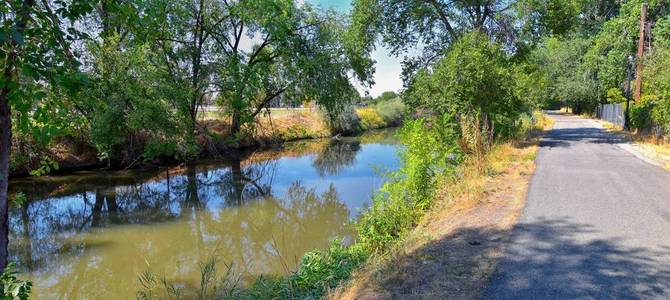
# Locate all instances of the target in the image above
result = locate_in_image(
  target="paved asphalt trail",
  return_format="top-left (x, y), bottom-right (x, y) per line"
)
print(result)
top-left (484, 112), bottom-right (670, 299)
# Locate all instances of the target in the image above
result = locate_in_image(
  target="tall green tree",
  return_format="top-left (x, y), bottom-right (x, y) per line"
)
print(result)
top-left (136, 0), bottom-right (370, 137)
top-left (350, 0), bottom-right (517, 80)
top-left (405, 32), bottom-right (526, 138)
top-left (0, 0), bottom-right (93, 269)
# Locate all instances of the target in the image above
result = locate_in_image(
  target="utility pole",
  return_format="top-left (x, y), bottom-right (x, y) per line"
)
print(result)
top-left (634, 3), bottom-right (647, 103)
top-left (625, 55), bottom-right (634, 131)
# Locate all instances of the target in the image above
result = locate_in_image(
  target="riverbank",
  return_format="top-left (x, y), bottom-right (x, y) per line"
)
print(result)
top-left (10, 129), bottom-right (401, 299)
top-left (334, 113), bottom-right (552, 298)
top-left (128, 112), bottom-right (551, 299)
top-left (337, 141), bottom-right (539, 298)
top-left (10, 104), bottom-right (404, 178)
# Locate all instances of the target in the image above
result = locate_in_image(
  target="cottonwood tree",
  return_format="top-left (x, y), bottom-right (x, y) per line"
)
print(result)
top-left (0, 0), bottom-right (93, 269)
top-left (404, 32), bottom-right (526, 141)
top-left (350, 0), bottom-right (517, 80)
top-left (141, 0), bottom-right (371, 137)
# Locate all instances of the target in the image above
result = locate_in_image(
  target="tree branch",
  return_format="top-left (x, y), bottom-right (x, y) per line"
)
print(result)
top-left (426, 0), bottom-right (458, 40)
top-left (251, 87), bottom-right (288, 118)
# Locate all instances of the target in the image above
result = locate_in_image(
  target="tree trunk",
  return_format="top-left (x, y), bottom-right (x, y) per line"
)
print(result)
top-left (230, 110), bottom-right (241, 137)
top-left (0, 0), bottom-right (36, 270)
top-left (0, 87), bottom-right (11, 270)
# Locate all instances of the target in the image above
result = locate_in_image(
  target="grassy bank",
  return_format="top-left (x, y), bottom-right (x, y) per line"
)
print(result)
top-left (336, 130), bottom-right (547, 298)
top-left (135, 112), bottom-right (551, 299)
top-left (10, 105), bottom-right (404, 177)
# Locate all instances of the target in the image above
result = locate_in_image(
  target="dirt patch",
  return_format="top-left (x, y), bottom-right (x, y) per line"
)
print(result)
top-left (335, 142), bottom-right (538, 299)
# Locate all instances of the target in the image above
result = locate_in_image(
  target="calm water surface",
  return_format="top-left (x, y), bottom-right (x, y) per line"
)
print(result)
top-left (8, 128), bottom-right (399, 299)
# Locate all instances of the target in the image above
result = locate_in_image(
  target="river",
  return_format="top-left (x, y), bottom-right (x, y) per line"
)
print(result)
top-left (8, 128), bottom-right (400, 299)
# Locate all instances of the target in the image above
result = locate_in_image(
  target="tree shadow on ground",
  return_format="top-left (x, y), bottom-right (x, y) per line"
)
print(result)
top-left (371, 218), bottom-right (670, 299)
top-left (539, 127), bottom-right (629, 149)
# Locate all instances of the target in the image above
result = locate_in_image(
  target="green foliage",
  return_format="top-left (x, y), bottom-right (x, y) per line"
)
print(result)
top-left (357, 117), bottom-right (460, 252)
top-left (84, 36), bottom-right (196, 163)
top-left (630, 98), bottom-right (655, 131)
top-left (374, 98), bottom-right (406, 125)
top-left (587, 0), bottom-right (668, 93)
top-left (9, 193), bottom-right (26, 208)
top-left (199, 1), bottom-right (367, 136)
top-left (28, 156), bottom-right (59, 177)
top-left (349, 0), bottom-right (516, 78)
top-left (289, 240), bottom-right (368, 299)
top-left (607, 88), bottom-right (626, 104)
top-left (516, 0), bottom-right (581, 39)
top-left (0, 263), bottom-right (32, 300)
top-left (530, 35), bottom-right (601, 113)
top-left (374, 91), bottom-right (398, 103)
top-left (406, 32), bottom-right (527, 139)
top-left (644, 47), bottom-right (670, 133)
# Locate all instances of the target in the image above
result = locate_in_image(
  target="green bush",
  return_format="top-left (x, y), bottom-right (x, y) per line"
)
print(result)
top-left (0, 264), bottom-right (32, 300)
top-left (405, 32), bottom-right (527, 141)
top-left (645, 47), bottom-right (670, 134)
top-left (289, 240), bottom-right (368, 299)
top-left (374, 98), bottom-right (406, 125)
top-left (356, 117), bottom-right (460, 252)
top-left (630, 97), bottom-right (655, 131)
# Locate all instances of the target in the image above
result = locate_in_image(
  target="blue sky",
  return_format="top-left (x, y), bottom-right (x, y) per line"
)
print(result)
top-left (307, 0), bottom-right (403, 97)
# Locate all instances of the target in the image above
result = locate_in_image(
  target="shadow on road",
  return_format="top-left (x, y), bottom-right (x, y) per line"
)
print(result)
top-left (540, 126), bottom-right (629, 149)
top-left (367, 218), bottom-right (670, 299)
top-left (485, 217), bottom-right (670, 299)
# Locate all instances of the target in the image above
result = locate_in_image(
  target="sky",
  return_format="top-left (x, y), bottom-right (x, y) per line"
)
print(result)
top-left (307, 0), bottom-right (404, 97)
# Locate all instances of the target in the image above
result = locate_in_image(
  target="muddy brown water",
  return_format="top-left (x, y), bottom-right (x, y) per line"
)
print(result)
top-left (8, 129), bottom-right (400, 299)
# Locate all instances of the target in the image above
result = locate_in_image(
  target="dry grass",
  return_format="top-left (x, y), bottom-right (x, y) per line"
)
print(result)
top-left (197, 111), bottom-right (330, 148)
top-left (333, 139), bottom-right (540, 299)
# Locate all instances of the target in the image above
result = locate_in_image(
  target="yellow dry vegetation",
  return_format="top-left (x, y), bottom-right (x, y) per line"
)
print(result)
top-left (332, 139), bottom-right (540, 299)
top-left (357, 108), bottom-right (386, 130)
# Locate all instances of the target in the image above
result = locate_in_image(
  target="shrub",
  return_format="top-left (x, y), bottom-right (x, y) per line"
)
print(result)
top-left (0, 264), bottom-right (32, 300)
top-left (356, 108), bottom-right (386, 130)
top-left (322, 105), bottom-right (361, 135)
top-left (356, 117), bottom-right (460, 252)
top-left (631, 96), bottom-right (656, 131)
top-left (645, 47), bottom-right (670, 134)
top-left (374, 98), bottom-right (406, 125)
top-left (289, 240), bottom-right (368, 298)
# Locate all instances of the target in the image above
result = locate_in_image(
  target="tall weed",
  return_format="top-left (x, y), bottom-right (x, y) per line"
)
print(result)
top-left (357, 117), bottom-right (461, 252)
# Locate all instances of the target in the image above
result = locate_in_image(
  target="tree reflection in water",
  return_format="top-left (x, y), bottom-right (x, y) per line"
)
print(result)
top-left (6, 129), bottom-right (399, 299)
top-left (8, 161), bottom-right (352, 298)
top-left (312, 139), bottom-right (362, 176)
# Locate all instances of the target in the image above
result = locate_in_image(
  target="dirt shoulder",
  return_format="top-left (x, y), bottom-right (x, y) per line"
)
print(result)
top-left (335, 140), bottom-right (540, 299)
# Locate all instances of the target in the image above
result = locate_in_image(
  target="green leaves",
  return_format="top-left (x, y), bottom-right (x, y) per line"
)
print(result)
top-left (405, 32), bottom-right (525, 138)
top-left (0, 263), bottom-right (32, 300)
top-left (29, 156), bottom-right (59, 177)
